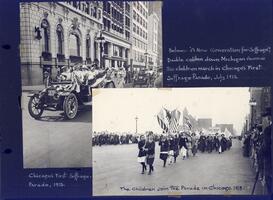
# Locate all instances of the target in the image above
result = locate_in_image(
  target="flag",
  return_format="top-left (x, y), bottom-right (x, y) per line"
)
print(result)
top-left (163, 108), bottom-right (172, 125)
top-left (169, 109), bottom-right (181, 133)
top-left (157, 108), bottom-right (170, 132)
top-left (184, 116), bottom-right (192, 130)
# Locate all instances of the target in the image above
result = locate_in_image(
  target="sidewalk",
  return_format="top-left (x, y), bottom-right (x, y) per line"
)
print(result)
top-left (22, 85), bottom-right (45, 93)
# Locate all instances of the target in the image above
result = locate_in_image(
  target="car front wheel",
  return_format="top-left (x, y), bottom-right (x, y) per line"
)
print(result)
top-left (28, 95), bottom-right (44, 119)
top-left (63, 93), bottom-right (78, 119)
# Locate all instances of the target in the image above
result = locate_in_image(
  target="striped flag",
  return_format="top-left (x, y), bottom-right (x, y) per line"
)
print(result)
top-left (184, 116), bottom-right (192, 130)
top-left (163, 108), bottom-right (172, 125)
top-left (169, 109), bottom-right (181, 133)
top-left (157, 108), bottom-right (170, 132)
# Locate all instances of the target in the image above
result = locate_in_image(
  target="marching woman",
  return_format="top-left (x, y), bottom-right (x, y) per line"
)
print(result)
top-left (173, 134), bottom-right (180, 163)
top-left (198, 132), bottom-right (206, 153)
top-left (168, 134), bottom-right (175, 164)
top-left (145, 133), bottom-right (155, 175)
top-left (137, 135), bottom-right (147, 174)
top-left (179, 132), bottom-right (188, 160)
top-left (191, 132), bottom-right (198, 156)
top-left (159, 135), bottom-right (169, 167)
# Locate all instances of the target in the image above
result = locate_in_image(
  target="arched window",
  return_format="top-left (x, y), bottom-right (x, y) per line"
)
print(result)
top-left (56, 24), bottom-right (64, 55)
top-left (41, 19), bottom-right (50, 52)
top-left (86, 34), bottom-right (91, 58)
top-left (69, 33), bottom-right (80, 56)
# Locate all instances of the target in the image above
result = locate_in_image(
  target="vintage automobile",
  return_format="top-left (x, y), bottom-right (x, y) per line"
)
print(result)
top-left (28, 63), bottom-right (124, 120)
top-left (132, 69), bottom-right (148, 87)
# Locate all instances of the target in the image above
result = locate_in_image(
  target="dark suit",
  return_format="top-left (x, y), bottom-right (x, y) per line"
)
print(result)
top-left (261, 124), bottom-right (272, 193)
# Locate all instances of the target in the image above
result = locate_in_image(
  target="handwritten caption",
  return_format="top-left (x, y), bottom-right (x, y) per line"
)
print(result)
top-left (166, 46), bottom-right (271, 83)
top-left (27, 172), bottom-right (91, 188)
top-left (120, 184), bottom-right (250, 192)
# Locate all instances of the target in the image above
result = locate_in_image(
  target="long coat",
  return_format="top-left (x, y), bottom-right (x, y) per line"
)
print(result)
top-left (138, 140), bottom-right (146, 157)
top-left (261, 124), bottom-right (272, 178)
top-left (145, 141), bottom-right (155, 165)
top-left (198, 136), bottom-right (206, 152)
top-left (179, 137), bottom-right (188, 149)
top-left (159, 140), bottom-right (169, 160)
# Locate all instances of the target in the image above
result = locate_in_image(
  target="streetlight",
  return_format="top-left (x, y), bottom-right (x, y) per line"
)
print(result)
top-left (249, 98), bottom-right (257, 129)
top-left (96, 31), bottom-right (105, 68)
top-left (144, 51), bottom-right (148, 69)
top-left (135, 116), bottom-right (138, 134)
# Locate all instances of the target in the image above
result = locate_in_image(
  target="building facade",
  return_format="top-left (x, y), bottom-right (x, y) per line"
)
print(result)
top-left (248, 87), bottom-right (271, 129)
top-left (215, 124), bottom-right (234, 135)
top-left (131, 1), bottom-right (149, 69)
top-left (101, 1), bottom-right (132, 69)
top-left (148, 1), bottom-right (162, 67)
top-left (20, 1), bottom-right (162, 86)
top-left (20, 1), bottom-right (103, 85)
top-left (197, 118), bottom-right (213, 130)
top-left (147, 12), bottom-right (159, 70)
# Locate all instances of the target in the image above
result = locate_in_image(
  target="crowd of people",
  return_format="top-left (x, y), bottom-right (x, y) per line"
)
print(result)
top-left (137, 131), bottom-right (233, 175)
top-left (241, 108), bottom-right (272, 194)
top-left (92, 131), bottom-right (160, 146)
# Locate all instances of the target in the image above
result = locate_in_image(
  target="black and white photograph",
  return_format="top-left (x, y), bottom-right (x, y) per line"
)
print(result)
top-left (20, 1), bottom-right (162, 168)
top-left (92, 87), bottom-right (271, 196)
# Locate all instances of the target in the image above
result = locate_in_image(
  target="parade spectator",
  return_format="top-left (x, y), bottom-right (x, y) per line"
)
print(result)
top-left (137, 135), bottom-right (147, 174)
top-left (261, 108), bottom-right (272, 194)
top-left (243, 132), bottom-right (251, 157)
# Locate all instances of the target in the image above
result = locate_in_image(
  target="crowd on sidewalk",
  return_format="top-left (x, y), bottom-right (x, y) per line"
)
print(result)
top-left (241, 108), bottom-right (272, 194)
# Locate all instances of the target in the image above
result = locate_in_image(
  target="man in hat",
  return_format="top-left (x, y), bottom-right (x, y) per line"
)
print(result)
top-left (261, 107), bottom-right (272, 194)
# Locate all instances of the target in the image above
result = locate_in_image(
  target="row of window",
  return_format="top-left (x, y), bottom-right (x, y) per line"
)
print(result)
top-left (133, 1), bottom-right (148, 18)
top-left (103, 42), bottom-right (129, 58)
top-left (133, 10), bottom-right (147, 28)
top-left (103, 17), bottom-right (124, 35)
top-left (111, 7), bottom-right (124, 23)
top-left (132, 50), bottom-right (147, 63)
top-left (66, 1), bottom-right (102, 20)
top-left (41, 19), bottom-right (93, 58)
top-left (133, 37), bottom-right (147, 51)
top-left (133, 23), bottom-right (148, 40)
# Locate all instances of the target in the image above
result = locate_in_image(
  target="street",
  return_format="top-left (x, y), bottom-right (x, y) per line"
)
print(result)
top-left (22, 89), bottom-right (92, 168)
top-left (93, 139), bottom-right (263, 196)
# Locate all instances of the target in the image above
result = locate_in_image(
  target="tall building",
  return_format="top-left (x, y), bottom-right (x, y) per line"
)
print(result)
top-left (20, 1), bottom-right (103, 85)
top-left (248, 87), bottom-right (271, 129)
top-left (148, 1), bottom-right (162, 67)
top-left (215, 124), bottom-right (234, 135)
top-left (101, 1), bottom-right (132, 69)
top-left (147, 12), bottom-right (159, 70)
top-left (131, 1), bottom-right (149, 69)
top-left (197, 118), bottom-right (212, 130)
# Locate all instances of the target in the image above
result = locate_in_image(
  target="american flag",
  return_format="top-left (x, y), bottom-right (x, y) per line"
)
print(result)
top-left (157, 108), bottom-right (170, 133)
top-left (169, 109), bottom-right (181, 133)
top-left (184, 116), bottom-right (192, 130)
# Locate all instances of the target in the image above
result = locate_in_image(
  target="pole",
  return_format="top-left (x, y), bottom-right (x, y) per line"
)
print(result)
top-left (100, 42), bottom-right (103, 68)
top-left (135, 116), bottom-right (138, 134)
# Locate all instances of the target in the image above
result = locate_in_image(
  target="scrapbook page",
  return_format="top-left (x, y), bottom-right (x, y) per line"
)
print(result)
top-left (0, 0), bottom-right (272, 199)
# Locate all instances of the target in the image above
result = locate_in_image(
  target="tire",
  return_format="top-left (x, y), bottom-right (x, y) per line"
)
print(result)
top-left (104, 82), bottom-right (115, 88)
top-left (28, 95), bottom-right (44, 119)
top-left (63, 93), bottom-right (78, 119)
